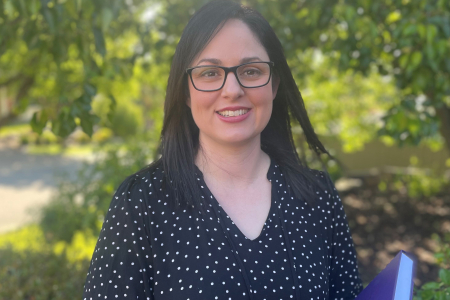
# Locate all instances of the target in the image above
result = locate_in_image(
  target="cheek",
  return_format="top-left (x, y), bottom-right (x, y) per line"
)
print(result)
top-left (255, 88), bottom-right (274, 113)
top-left (188, 88), bottom-right (217, 124)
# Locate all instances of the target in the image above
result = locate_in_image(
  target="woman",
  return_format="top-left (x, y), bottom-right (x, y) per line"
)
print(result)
top-left (82, 1), bottom-right (363, 299)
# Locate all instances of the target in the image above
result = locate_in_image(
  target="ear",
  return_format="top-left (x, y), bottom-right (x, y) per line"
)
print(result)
top-left (271, 74), bottom-right (280, 100)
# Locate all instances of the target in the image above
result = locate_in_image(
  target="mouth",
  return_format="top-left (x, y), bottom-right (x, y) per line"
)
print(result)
top-left (216, 108), bottom-right (251, 117)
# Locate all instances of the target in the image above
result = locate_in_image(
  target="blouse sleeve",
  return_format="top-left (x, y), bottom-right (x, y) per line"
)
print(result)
top-left (325, 175), bottom-right (363, 300)
top-left (82, 176), bottom-right (154, 300)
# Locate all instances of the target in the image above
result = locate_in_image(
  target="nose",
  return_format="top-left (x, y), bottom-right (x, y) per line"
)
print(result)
top-left (221, 72), bottom-right (244, 98)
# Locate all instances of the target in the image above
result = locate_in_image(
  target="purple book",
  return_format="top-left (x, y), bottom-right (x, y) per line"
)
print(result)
top-left (355, 250), bottom-right (416, 300)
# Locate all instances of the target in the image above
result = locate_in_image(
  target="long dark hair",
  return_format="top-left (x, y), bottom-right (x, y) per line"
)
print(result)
top-left (157, 0), bottom-right (329, 209)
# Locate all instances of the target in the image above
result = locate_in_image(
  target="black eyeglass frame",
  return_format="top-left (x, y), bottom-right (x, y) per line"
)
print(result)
top-left (185, 61), bottom-right (275, 92)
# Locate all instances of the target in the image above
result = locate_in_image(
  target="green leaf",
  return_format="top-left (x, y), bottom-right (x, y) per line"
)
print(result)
top-left (107, 94), bottom-right (117, 123)
top-left (30, 111), bottom-right (48, 134)
top-left (413, 294), bottom-right (423, 300)
top-left (405, 52), bottom-right (423, 76)
top-left (71, 94), bottom-right (92, 117)
top-left (101, 8), bottom-right (114, 32)
top-left (40, 0), bottom-right (55, 33)
top-left (399, 55), bottom-right (409, 69)
top-left (83, 83), bottom-right (97, 97)
top-left (411, 51), bottom-right (423, 69)
top-left (30, 0), bottom-right (40, 15)
top-left (422, 281), bottom-right (441, 290)
top-left (420, 289), bottom-right (435, 300)
top-left (425, 43), bottom-right (436, 61)
top-left (442, 18), bottom-right (450, 38)
top-left (52, 110), bottom-right (77, 138)
top-left (76, 0), bottom-right (83, 12)
top-left (18, 0), bottom-right (27, 16)
top-left (435, 291), bottom-right (447, 300)
top-left (403, 23), bottom-right (417, 37)
top-left (439, 269), bottom-right (450, 285)
top-left (417, 24), bottom-right (426, 39)
top-left (93, 27), bottom-right (106, 57)
top-left (386, 10), bottom-right (402, 24)
top-left (79, 114), bottom-right (100, 137)
top-left (426, 25), bottom-right (438, 45)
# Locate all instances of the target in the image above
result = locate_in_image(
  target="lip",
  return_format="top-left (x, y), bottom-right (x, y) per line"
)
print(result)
top-left (215, 106), bottom-right (252, 123)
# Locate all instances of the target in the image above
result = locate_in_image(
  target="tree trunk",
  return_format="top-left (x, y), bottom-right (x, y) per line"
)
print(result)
top-left (435, 104), bottom-right (450, 157)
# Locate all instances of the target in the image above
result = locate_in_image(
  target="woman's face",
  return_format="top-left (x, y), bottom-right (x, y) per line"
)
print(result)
top-left (187, 19), bottom-right (278, 148)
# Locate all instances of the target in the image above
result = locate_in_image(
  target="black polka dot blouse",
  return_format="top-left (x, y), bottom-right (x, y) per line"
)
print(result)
top-left (83, 159), bottom-right (363, 300)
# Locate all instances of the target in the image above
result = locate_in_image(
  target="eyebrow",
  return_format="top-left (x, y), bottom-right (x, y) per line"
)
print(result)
top-left (196, 56), bottom-right (263, 66)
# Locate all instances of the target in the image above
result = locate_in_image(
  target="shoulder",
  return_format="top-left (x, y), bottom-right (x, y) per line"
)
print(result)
top-left (306, 169), bottom-right (339, 199)
top-left (279, 163), bottom-right (334, 194)
top-left (297, 168), bottom-right (340, 207)
top-left (112, 160), bottom-right (166, 204)
top-left (308, 169), bottom-right (335, 192)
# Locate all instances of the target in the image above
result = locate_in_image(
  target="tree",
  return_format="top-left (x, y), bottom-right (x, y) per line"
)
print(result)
top-left (1, 0), bottom-right (449, 156)
top-left (244, 0), bottom-right (450, 153)
top-left (0, 0), bottom-right (153, 137)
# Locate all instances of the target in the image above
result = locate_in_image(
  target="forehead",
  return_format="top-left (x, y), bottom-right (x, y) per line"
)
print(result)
top-left (191, 19), bottom-right (269, 66)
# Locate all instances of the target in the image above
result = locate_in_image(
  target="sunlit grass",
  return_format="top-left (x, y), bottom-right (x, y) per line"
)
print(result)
top-left (25, 143), bottom-right (97, 158)
top-left (26, 144), bottom-right (63, 155)
top-left (0, 224), bottom-right (96, 263)
top-left (0, 123), bottom-right (31, 137)
top-left (0, 225), bottom-right (49, 252)
top-left (64, 144), bottom-right (98, 157)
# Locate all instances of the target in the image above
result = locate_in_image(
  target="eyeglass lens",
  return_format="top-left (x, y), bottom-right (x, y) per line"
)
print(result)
top-left (190, 62), bottom-right (271, 91)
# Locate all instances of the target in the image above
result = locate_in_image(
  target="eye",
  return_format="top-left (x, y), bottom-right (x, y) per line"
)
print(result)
top-left (245, 69), bottom-right (261, 76)
top-left (199, 68), bottom-right (221, 77)
top-left (202, 71), bottom-right (217, 77)
top-left (241, 68), bottom-right (262, 77)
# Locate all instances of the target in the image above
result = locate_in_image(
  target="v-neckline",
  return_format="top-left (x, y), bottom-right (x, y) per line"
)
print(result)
top-left (194, 158), bottom-right (279, 242)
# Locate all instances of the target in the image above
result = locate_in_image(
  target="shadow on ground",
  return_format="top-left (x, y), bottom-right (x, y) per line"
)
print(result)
top-left (342, 177), bottom-right (450, 286)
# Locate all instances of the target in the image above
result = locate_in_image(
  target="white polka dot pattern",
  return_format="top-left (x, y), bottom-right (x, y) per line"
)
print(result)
top-left (82, 160), bottom-right (363, 299)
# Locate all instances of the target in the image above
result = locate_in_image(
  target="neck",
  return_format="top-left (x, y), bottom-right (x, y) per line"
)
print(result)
top-left (195, 133), bottom-right (270, 186)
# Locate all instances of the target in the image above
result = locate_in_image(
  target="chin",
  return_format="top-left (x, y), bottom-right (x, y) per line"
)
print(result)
top-left (217, 132), bottom-right (260, 146)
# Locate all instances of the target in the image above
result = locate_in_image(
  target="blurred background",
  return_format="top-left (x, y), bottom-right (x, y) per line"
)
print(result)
top-left (0, 0), bottom-right (449, 299)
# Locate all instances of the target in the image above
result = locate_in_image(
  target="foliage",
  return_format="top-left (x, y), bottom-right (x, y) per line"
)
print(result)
top-left (377, 170), bottom-right (450, 199)
top-left (0, 225), bottom-right (48, 252)
top-left (0, 247), bottom-right (89, 300)
top-left (153, 0), bottom-right (450, 151)
top-left (331, 0), bottom-right (450, 151)
top-left (244, 0), bottom-right (450, 152)
top-left (2, 0), bottom-right (449, 155)
top-left (92, 94), bottom-right (144, 138)
top-left (0, 0), bottom-right (153, 137)
top-left (0, 225), bottom-right (95, 300)
top-left (297, 52), bottom-right (399, 153)
top-left (39, 137), bottom-right (155, 243)
top-left (414, 234), bottom-right (450, 300)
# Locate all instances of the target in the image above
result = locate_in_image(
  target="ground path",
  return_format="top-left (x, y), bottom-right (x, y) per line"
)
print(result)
top-left (0, 144), bottom-right (89, 233)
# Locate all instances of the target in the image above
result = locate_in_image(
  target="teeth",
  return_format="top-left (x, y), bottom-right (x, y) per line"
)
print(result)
top-left (218, 109), bottom-right (249, 117)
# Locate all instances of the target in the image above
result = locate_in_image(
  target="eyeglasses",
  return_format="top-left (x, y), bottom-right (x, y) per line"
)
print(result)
top-left (186, 61), bottom-right (274, 92)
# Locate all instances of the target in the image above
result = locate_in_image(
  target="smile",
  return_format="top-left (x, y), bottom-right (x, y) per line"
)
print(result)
top-left (216, 109), bottom-right (250, 117)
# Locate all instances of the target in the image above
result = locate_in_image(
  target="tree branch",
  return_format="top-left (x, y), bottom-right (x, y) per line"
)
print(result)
top-left (15, 76), bottom-right (35, 102)
top-left (0, 74), bottom-right (26, 88)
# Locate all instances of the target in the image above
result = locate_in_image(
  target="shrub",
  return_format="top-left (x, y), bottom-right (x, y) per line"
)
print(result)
top-left (414, 233), bottom-right (450, 300)
top-left (0, 247), bottom-right (89, 300)
top-left (39, 138), bottom-right (155, 243)
top-left (92, 95), bottom-right (144, 139)
top-left (91, 127), bottom-right (114, 144)
top-left (0, 225), bottom-right (93, 300)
